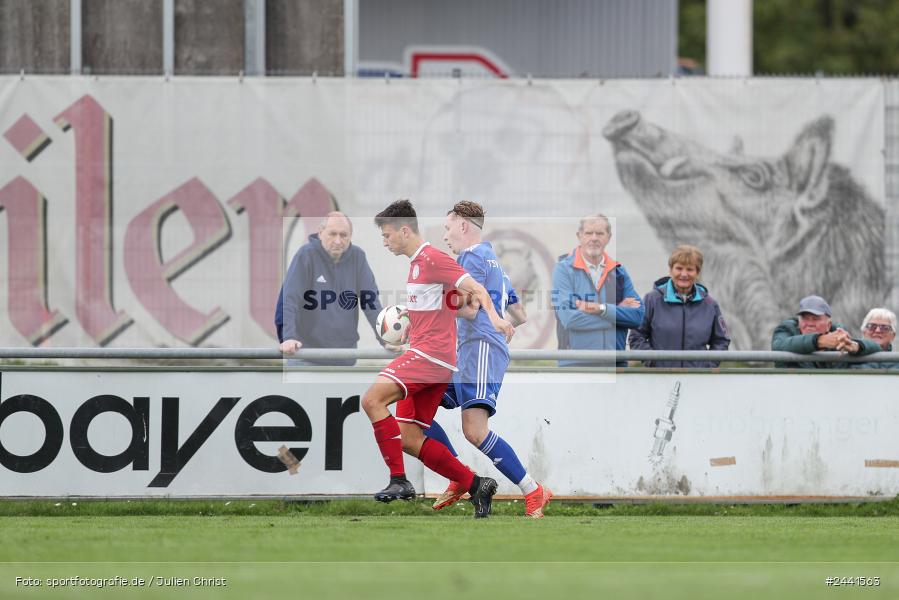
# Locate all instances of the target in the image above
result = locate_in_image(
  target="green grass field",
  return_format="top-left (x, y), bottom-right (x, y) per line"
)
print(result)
top-left (2, 499), bottom-right (898, 599)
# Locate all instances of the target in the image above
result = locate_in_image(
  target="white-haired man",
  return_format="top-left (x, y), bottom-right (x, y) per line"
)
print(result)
top-left (852, 308), bottom-right (898, 370)
top-left (552, 214), bottom-right (644, 367)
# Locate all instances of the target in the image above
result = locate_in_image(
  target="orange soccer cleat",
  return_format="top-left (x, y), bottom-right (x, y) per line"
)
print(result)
top-left (524, 484), bottom-right (553, 518)
top-left (432, 479), bottom-right (469, 511)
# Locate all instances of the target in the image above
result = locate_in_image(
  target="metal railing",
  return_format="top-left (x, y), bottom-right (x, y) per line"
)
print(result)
top-left (0, 347), bottom-right (897, 364)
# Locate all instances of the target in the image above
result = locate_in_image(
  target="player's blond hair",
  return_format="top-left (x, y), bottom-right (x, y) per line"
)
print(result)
top-left (448, 200), bottom-right (485, 229)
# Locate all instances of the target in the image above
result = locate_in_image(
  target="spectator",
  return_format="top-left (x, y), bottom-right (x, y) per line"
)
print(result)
top-left (277, 212), bottom-right (384, 366)
top-left (552, 214), bottom-right (643, 367)
top-left (851, 308), bottom-right (898, 370)
top-left (628, 245), bottom-right (730, 368)
top-left (771, 295), bottom-right (880, 369)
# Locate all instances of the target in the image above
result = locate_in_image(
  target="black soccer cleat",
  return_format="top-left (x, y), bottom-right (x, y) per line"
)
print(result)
top-left (374, 477), bottom-right (416, 503)
top-left (469, 476), bottom-right (498, 518)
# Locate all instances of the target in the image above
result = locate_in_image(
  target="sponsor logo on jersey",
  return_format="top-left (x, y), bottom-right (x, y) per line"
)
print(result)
top-left (407, 283), bottom-right (443, 310)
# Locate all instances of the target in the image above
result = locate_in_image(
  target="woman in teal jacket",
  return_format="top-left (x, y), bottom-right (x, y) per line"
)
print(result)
top-left (628, 246), bottom-right (730, 368)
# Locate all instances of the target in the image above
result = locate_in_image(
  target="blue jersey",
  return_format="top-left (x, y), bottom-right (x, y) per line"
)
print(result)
top-left (456, 242), bottom-right (518, 351)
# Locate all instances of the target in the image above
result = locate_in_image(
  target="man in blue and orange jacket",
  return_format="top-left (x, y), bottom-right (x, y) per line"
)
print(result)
top-left (552, 214), bottom-right (644, 367)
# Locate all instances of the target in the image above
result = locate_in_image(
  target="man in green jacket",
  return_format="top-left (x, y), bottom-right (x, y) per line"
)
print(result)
top-left (771, 295), bottom-right (880, 368)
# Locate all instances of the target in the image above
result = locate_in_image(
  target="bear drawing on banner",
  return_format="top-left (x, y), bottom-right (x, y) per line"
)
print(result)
top-left (604, 111), bottom-right (886, 350)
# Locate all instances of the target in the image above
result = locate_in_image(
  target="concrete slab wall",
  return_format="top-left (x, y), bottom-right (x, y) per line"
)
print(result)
top-left (175, 0), bottom-right (243, 75)
top-left (83, 0), bottom-right (162, 74)
top-left (266, 0), bottom-right (343, 75)
top-left (0, 0), bottom-right (70, 73)
top-left (0, 0), bottom-right (347, 76)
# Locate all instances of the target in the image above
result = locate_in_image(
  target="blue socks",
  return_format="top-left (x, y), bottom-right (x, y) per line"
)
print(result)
top-left (426, 423), bottom-right (537, 495)
top-left (423, 419), bottom-right (458, 457)
top-left (478, 430), bottom-right (526, 485)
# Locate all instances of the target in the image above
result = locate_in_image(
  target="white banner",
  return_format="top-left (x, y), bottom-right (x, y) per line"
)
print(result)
top-left (0, 76), bottom-right (887, 350)
top-left (1, 369), bottom-right (897, 498)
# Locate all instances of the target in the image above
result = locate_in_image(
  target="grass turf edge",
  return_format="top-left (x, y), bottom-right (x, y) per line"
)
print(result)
top-left (1, 496), bottom-right (898, 518)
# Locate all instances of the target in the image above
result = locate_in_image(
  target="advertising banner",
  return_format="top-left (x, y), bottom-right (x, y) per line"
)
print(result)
top-left (2, 369), bottom-right (897, 499)
top-left (0, 77), bottom-right (887, 350)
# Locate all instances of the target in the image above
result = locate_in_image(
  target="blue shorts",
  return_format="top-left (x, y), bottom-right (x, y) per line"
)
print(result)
top-left (441, 340), bottom-right (509, 417)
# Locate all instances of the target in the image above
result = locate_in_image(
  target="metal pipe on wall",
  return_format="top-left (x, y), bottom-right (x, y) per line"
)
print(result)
top-left (70, 0), bottom-right (82, 74)
top-left (244, 0), bottom-right (266, 76)
top-left (343, 0), bottom-right (358, 76)
top-left (0, 347), bottom-right (896, 364)
top-left (707, 0), bottom-right (753, 76)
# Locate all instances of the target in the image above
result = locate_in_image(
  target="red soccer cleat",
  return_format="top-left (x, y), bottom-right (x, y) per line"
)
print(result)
top-left (524, 484), bottom-right (553, 518)
top-left (432, 479), bottom-right (469, 511)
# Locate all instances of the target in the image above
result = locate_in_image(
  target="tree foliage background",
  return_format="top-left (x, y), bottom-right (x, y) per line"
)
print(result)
top-left (680, 0), bottom-right (899, 74)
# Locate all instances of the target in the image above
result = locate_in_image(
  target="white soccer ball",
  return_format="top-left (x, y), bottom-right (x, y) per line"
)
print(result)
top-left (376, 305), bottom-right (410, 344)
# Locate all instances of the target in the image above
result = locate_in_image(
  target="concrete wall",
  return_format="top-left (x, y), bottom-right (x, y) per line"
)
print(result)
top-left (83, 0), bottom-right (162, 74)
top-left (2, 368), bottom-right (897, 499)
top-left (0, 0), bottom-right (343, 76)
top-left (1, 0), bottom-right (675, 78)
top-left (266, 0), bottom-right (343, 75)
top-left (175, 0), bottom-right (243, 75)
top-left (0, 0), bottom-right (69, 73)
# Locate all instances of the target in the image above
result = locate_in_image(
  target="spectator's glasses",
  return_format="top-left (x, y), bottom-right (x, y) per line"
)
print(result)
top-left (864, 323), bottom-right (894, 333)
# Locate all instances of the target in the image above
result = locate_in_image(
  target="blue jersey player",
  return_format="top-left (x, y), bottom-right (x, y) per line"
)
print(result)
top-left (424, 201), bottom-right (552, 518)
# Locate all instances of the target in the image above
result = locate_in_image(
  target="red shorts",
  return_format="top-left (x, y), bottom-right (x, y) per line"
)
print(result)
top-left (379, 350), bottom-right (453, 429)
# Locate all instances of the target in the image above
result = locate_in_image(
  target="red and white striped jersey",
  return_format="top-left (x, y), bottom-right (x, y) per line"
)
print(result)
top-left (406, 243), bottom-right (470, 369)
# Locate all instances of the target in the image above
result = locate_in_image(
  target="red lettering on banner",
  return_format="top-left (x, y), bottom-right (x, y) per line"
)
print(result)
top-left (285, 178), bottom-right (337, 229)
top-left (227, 178), bottom-right (283, 338)
top-left (229, 177), bottom-right (337, 338)
top-left (55, 95), bottom-right (133, 345)
top-left (3, 115), bottom-right (52, 162)
top-left (0, 177), bottom-right (68, 344)
top-left (124, 178), bottom-right (232, 345)
top-left (0, 94), bottom-right (345, 347)
top-left (284, 177), bottom-right (339, 265)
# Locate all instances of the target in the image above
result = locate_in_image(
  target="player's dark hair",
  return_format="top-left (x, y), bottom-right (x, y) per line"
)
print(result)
top-left (448, 200), bottom-right (484, 229)
top-left (374, 199), bottom-right (419, 233)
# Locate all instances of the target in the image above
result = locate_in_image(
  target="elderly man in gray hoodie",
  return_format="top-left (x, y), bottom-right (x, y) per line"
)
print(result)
top-left (276, 212), bottom-right (385, 366)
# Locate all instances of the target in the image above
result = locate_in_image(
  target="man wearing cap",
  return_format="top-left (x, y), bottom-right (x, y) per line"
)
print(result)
top-left (770, 295), bottom-right (880, 368)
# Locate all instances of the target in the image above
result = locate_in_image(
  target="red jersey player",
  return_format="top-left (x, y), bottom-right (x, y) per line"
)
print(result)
top-left (361, 199), bottom-right (514, 518)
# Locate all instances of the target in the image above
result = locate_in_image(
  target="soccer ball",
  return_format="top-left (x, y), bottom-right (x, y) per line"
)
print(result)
top-left (376, 305), bottom-right (410, 344)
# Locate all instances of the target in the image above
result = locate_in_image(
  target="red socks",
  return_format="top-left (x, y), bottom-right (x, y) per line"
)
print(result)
top-left (372, 418), bottom-right (476, 489)
top-left (419, 438), bottom-right (475, 490)
top-left (372, 416), bottom-right (405, 478)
